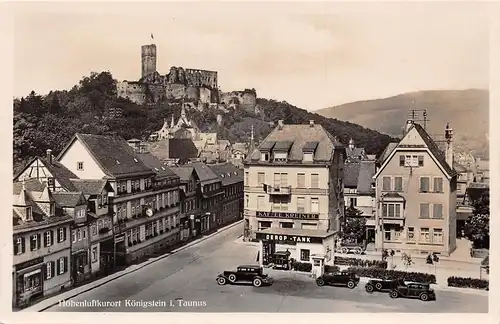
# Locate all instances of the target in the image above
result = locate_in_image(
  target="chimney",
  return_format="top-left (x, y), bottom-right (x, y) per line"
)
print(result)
top-left (309, 120), bottom-right (314, 127)
top-left (445, 122), bottom-right (454, 168)
top-left (404, 120), bottom-right (414, 135)
top-left (278, 120), bottom-right (284, 129)
top-left (46, 149), bottom-right (53, 164)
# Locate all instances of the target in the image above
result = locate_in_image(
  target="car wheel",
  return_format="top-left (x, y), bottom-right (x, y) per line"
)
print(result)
top-left (354, 248), bottom-right (362, 255)
top-left (228, 274), bottom-right (237, 283)
top-left (390, 291), bottom-right (399, 299)
top-left (375, 282), bottom-right (383, 290)
top-left (347, 281), bottom-right (356, 289)
top-left (217, 277), bottom-right (227, 285)
top-left (420, 293), bottom-right (429, 301)
top-left (316, 278), bottom-right (325, 287)
top-left (253, 278), bottom-right (263, 287)
top-left (365, 285), bottom-right (374, 293)
top-left (341, 247), bottom-right (348, 254)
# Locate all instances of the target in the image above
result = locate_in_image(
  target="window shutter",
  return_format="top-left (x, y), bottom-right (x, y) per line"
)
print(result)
top-left (13, 239), bottom-right (18, 255)
top-left (51, 230), bottom-right (54, 245)
top-left (21, 237), bottom-right (26, 253)
top-left (63, 227), bottom-right (67, 241)
top-left (57, 258), bottom-right (61, 275)
top-left (30, 236), bottom-right (34, 251)
top-left (37, 234), bottom-right (41, 249)
top-left (57, 228), bottom-right (61, 242)
top-left (44, 232), bottom-right (48, 247)
top-left (64, 256), bottom-right (68, 273)
top-left (45, 263), bottom-right (49, 280)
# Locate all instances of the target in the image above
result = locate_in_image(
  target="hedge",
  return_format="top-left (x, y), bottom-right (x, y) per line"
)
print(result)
top-left (335, 256), bottom-right (387, 269)
top-left (324, 265), bottom-right (340, 273)
top-left (447, 276), bottom-right (489, 290)
top-left (346, 266), bottom-right (437, 284)
top-left (291, 261), bottom-right (312, 272)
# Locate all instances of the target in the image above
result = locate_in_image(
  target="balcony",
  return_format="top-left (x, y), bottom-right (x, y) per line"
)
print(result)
top-left (265, 185), bottom-right (291, 196)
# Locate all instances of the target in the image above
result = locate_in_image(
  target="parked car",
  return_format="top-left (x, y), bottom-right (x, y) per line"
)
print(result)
top-left (316, 270), bottom-right (360, 289)
top-left (216, 265), bottom-right (274, 287)
top-left (336, 242), bottom-right (365, 255)
top-left (365, 278), bottom-right (403, 293)
top-left (268, 251), bottom-right (291, 270)
top-left (389, 282), bottom-right (436, 301)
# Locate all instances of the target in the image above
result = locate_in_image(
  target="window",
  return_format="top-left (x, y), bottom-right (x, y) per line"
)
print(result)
top-left (349, 197), bottom-right (357, 207)
top-left (433, 228), bottom-right (443, 244)
top-left (394, 177), bottom-right (403, 191)
top-left (303, 152), bottom-right (313, 162)
top-left (301, 223), bottom-right (317, 230)
top-left (30, 234), bottom-right (40, 251)
top-left (311, 174), bottom-right (319, 188)
top-left (420, 203), bottom-right (430, 218)
top-left (92, 247), bottom-right (97, 262)
top-left (83, 229), bottom-right (87, 239)
top-left (257, 172), bottom-right (265, 185)
top-left (394, 229), bottom-right (402, 241)
top-left (382, 177), bottom-right (391, 191)
top-left (384, 229), bottom-right (391, 241)
top-left (297, 197), bottom-right (305, 213)
top-left (59, 258), bottom-right (65, 275)
top-left (420, 228), bottom-right (431, 243)
top-left (260, 152), bottom-right (269, 162)
top-left (77, 230), bottom-right (82, 241)
top-left (77, 161), bottom-right (84, 170)
top-left (382, 203), bottom-right (401, 218)
top-left (272, 197), bottom-right (288, 211)
top-left (257, 196), bottom-right (265, 210)
top-left (72, 230), bottom-right (77, 243)
top-left (433, 177), bottom-right (444, 193)
top-left (418, 156), bottom-right (424, 167)
top-left (26, 206), bottom-right (33, 221)
top-left (258, 221), bottom-right (271, 231)
top-left (280, 222), bottom-right (293, 229)
top-left (433, 204), bottom-right (443, 219)
top-left (297, 173), bottom-right (306, 188)
top-left (300, 249), bottom-right (310, 262)
top-left (245, 172), bottom-right (249, 185)
top-left (49, 203), bottom-right (55, 216)
top-left (14, 237), bottom-right (24, 255)
top-left (310, 198), bottom-right (319, 213)
top-left (420, 177), bottom-right (430, 192)
top-left (46, 262), bottom-right (53, 279)
top-left (399, 155), bottom-right (405, 166)
top-left (245, 195), bottom-right (249, 208)
top-left (76, 209), bottom-right (85, 218)
top-left (44, 231), bottom-right (52, 247)
top-left (407, 227), bottom-right (415, 241)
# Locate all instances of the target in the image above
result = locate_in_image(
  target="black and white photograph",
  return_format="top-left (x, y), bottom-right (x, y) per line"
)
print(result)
top-left (6, 0), bottom-right (495, 317)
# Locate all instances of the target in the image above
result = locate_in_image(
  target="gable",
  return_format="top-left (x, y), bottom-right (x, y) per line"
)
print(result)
top-left (15, 158), bottom-right (53, 181)
top-left (398, 127), bottom-right (427, 147)
top-left (58, 137), bottom-right (107, 179)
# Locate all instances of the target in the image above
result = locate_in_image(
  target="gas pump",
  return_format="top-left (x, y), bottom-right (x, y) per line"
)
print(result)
top-left (262, 240), bottom-right (276, 266)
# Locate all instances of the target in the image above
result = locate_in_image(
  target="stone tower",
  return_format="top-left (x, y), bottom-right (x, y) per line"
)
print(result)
top-left (141, 44), bottom-right (157, 78)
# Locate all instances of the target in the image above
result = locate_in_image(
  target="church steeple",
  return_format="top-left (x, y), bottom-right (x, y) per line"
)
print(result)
top-left (170, 114), bottom-right (175, 128)
top-left (181, 104), bottom-right (187, 119)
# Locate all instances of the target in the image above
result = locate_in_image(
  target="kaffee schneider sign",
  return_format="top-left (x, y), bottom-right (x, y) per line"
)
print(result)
top-left (256, 211), bottom-right (319, 220)
top-left (256, 232), bottom-right (323, 244)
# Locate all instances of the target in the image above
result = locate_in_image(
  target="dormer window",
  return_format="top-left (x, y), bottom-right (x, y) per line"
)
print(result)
top-left (303, 152), bottom-right (314, 162)
top-left (26, 206), bottom-right (33, 221)
top-left (260, 152), bottom-right (269, 162)
top-left (273, 152), bottom-right (288, 162)
top-left (49, 203), bottom-right (55, 216)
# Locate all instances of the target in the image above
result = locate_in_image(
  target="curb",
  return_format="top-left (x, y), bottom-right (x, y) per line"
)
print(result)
top-left (23, 220), bottom-right (243, 312)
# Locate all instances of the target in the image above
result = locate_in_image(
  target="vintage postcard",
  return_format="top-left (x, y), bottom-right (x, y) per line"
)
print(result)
top-left (2, 1), bottom-right (497, 323)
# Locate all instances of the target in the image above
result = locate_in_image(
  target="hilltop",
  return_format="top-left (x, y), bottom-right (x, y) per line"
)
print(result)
top-left (13, 71), bottom-right (396, 174)
top-left (316, 89), bottom-right (489, 159)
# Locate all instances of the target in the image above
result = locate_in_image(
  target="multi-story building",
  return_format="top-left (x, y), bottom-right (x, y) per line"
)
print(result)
top-left (12, 180), bottom-right (72, 308)
top-left (170, 165), bottom-right (199, 240)
top-left (244, 120), bottom-right (345, 264)
top-left (55, 133), bottom-right (181, 266)
top-left (373, 121), bottom-right (458, 256)
top-left (52, 191), bottom-right (91, 285)
top-left (70, 179), bottom-right (115, 276)
top-left (208, 162), bottom-right (244, 226)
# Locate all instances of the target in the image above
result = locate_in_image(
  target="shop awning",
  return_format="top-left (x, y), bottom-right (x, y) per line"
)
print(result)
top-left (23, 269), bottom-right (41, 277)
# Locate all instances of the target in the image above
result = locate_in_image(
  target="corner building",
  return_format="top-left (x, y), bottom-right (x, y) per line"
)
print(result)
top-left (244, 120), bottom-right (345, 266)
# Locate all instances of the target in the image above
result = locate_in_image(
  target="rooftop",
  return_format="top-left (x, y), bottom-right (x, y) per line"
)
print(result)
top-left (208, 163), bottom-right (243, 186)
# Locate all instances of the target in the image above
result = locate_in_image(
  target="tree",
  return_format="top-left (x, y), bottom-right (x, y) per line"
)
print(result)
top-left (341, 206), bottom-right (366, 243)
top-left (464, 191), bottom-right (490, 249)
top-left (401, 252), bottom-right (414, 269)
top-left (48, 94), bottom-right (62, 114)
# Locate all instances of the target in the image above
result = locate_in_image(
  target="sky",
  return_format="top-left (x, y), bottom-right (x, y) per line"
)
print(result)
top-left (13, 1), bottom-right (490, 111)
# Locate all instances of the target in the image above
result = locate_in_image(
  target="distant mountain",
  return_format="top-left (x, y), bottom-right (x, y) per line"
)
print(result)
top-left (316, 89), bottom-right (489, 159)
top-left (13, 71), bottom-right (396, 174)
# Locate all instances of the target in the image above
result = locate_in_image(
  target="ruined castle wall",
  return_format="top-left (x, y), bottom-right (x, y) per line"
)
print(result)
top-left (141, 44), bottom-right (157, 78)
top-left (199, 87), bottom-right (212, 104)
top-left (186, 86), bottom-right (200, 101)
top-left (165, 83), bottom-right (187, 100)
top-left (219, 90), bottom-right (257, 110)
top-left (185, 69), bottom-right (218, 88)
top-left (148, 84), bottom-right (166, 104)
top-left (116, 81), bottom-right (147, 105)
top-left (241, 92), bottom-right (257, 110)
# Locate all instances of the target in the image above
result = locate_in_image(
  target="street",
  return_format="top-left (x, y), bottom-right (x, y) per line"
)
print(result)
top-left (45, 223), bottom-right (488, 313)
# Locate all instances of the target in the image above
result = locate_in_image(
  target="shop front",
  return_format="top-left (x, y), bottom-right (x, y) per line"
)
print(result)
top-left (13, 256), bottom-right (44, 308)
top-left (255, 228), bottom-right (336, 272)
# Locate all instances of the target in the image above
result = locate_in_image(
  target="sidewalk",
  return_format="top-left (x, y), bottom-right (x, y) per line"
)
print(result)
top-left (19, 220), bottom-right (243, 312)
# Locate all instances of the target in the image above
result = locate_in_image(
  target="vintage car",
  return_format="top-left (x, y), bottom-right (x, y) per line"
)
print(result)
top-left (316, 270), bottom-right (360, 289)
top-left (336, 242), bottom-right (365, 255)
top-left (389, 282), bottom-right (436, 301)
top-left (267, 251), bottom-right (291, 270)
top-left (365, 278), bottom-right (403, 293)
top-left (216, 265), bottom-right (274, 287)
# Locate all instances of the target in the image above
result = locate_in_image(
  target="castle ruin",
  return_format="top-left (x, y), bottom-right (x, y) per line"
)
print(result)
top-left (116, 42), bottom-right (257, 112)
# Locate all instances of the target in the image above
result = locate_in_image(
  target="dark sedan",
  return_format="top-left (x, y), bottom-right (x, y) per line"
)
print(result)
top-left (365, 278), bottom-right (403, 293)
top-left (316, 271), bottom-right (360, 289)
